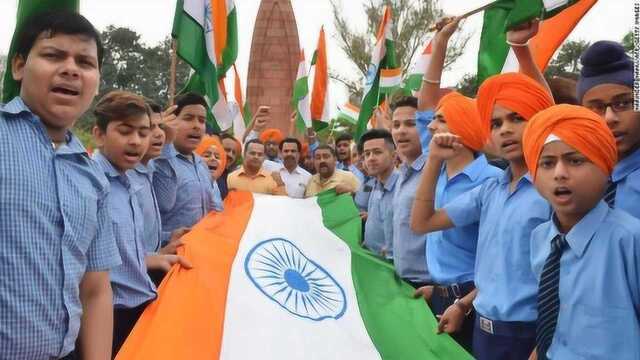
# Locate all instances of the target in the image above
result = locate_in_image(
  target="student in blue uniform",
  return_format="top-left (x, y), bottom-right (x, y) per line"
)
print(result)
top-left (91, 91), bottom-right (191, 355)
top-left (410, 17), bottom-right (501, 352)
top-left (577, 40), bottom-right (640, 220)
top-left (522, 104), bottom-right (640, 359)
top-left (410, 18), bottom-right (556, 358)
top-left (153, 92), bottom-right (222, 234)
top-left (0, 11), bottom-right (121, 360)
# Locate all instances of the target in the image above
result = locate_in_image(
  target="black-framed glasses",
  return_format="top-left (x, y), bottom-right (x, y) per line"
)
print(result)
top-left (586, 98), bottom-right (634, 115)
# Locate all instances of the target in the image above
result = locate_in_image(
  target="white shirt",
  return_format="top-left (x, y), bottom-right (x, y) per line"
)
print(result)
top-left (278, 165), bottom-right (312, 198)
top-left (263, 159), bottom-right (283, 172)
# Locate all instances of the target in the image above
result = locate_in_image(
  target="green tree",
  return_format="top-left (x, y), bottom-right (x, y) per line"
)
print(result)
top-left (456, 73), bottom-right (478, 98)
top-left (0, 55), bottom-right (6, 99)
top-left (622, 30), bottom-right (633, 54)
top-left (331, 0), bottom-right (469, 100)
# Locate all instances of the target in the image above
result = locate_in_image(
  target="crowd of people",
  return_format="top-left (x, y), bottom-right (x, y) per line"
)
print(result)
top-left (1, 9), bottom-right (639, 360)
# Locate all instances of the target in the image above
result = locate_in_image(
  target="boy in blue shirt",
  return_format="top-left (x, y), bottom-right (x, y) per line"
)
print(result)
top-left (522, 104), bottom-right (640, 359)
top-left (577, 41), bottom-right (640, 220)
top-left (410, 19), bottom-right (555, 359)
top-left (0, 11), bottom-right (121, 359)
top-left (91, 91), bottom-right (191, 355)
top-left (154, 92), bottom-right (222, 233)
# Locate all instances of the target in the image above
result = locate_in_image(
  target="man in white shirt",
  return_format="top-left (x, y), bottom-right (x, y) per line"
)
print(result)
top-left (272, 137), bottom-right (311, 198)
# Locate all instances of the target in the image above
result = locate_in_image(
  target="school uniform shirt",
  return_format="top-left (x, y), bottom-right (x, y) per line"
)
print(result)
top-left (305, 169), bottom-right (360, 197)
top-left (364, 171), bottom-right (399, 259)
top-left (94, 154), bottom-right (156, 309)
top-left (0, 97), bottom-right (121, 359)
top-left (392, 153), bottom-right (431, 283)
top-left (444, 169), bottom-right (551, 321)
top-left (354, 175), bottom-right (375, 211)
top-left (154, 146), bottom-right (222, 233)
top-left (130, 162), bottom-right (173, 252)
top-left (611, 147), bottom-right (640, 220)
top-left (530, 201), bottom-right (640, 359)
top-left (427, 156), bottom-right (502, 285)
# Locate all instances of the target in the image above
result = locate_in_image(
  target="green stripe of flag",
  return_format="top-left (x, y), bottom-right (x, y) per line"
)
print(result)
top-left (317, 192), bottom-right (472, 359)
top-left (219, 5), bottom-right (238, 79)
top-left (2, 0), bottom-right (79, 102)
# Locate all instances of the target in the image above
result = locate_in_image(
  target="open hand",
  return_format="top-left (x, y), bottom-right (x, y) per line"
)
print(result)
top-left (146, 254), bottom-right (193, 272)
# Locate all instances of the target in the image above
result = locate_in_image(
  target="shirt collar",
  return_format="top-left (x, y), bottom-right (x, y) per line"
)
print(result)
top-left (93, 152), bottom-right (131, 186)
top-left (239, 166), bottom-right (268, 178)
top-left (2, 97), bottom-right (88, 156)
top-left (442, 154), bottom-right (490, 182)
top-left (134, 162), bottom-right (153, 175)
top-left (547, 200), bottom-right (609, 258)
top-left (381, 170), bottom-right (400, 192)
top-left (400, 152), bottom-right (427, 173)
top-left (612, 147), bottom-right (640, 182)
top-left (498, 166), bottom-right (533, 186)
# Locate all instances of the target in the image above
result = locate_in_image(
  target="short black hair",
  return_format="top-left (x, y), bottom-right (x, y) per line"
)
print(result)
top-left (174, 92), bottom-right (208, 116)
top-left (335, 133), bottom-right (353, 146)
top-left (146, 100), bottom-right (163, 114)
top-left (244, 138), bottom-right (264, 155)
top-left (358, 128), bottom-right (396, 153)
top-left (279, 137), bottom-right (302, 152)
top-left (390, 96), bottom-right (418, 111)
top-left (15, 10), bottom-right (104, 69)
top-left (313, 144), bottom-right (336, 158)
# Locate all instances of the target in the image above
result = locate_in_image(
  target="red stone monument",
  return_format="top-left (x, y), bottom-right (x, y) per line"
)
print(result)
top-left (247, 0), bottom-right (301, 135)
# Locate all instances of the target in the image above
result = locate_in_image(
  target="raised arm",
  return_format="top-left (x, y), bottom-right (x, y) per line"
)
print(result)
top-left (417, 17), bottom-right (461, 111)
top-left (507, 19), bottom-right (552, 95)
top-left (410, 133), bottom-right (461, 234)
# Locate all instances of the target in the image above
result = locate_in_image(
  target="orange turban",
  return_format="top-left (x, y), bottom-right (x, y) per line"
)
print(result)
top-left (436, 91), bottom-right (486, 151)
top-left (259, 128), bottom-right (284, 144)
top-left (195, 135), bottom-right (228, 172)
top-left (522, 104), bottom-right (617, 179)
top-left (476, 73), bottom-right (555, 137)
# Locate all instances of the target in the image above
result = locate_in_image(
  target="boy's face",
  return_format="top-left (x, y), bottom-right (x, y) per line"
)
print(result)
top-left (535, 140), bottom-right (608, 226)
top-left (490, 104), bottom-right (527, 162)
top-left (173, 104), bottom-right (206, 155)
top-left (427, 110), bottom-right (451, 135)
top-left (391, 106), bottom-right (422, 162)
top-left (335, 140), bottom-right (351, 162)
top-left (94, 114), bottom-right (151, 172)
top-left (142, 112), bottom-right (165, 162)
top-left (222, 138), bottom-right (238, 169)
top-left (582, 84), bottom-right (640, 159)
top-left (363, 138), bottom-right (394, 177)
top-left (12, 33), bottom-right (100, 139)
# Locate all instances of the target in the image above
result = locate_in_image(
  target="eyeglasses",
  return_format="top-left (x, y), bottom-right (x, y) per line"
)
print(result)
top-left (586, 98), bottom-right (634, 115)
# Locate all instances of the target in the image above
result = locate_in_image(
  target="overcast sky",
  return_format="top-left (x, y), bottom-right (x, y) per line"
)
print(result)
top-left (0, 0), bottom-right (633, 111)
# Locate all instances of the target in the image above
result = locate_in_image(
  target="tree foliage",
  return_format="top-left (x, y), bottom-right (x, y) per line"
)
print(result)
top-left (331, 0), bottom-right (470, 101)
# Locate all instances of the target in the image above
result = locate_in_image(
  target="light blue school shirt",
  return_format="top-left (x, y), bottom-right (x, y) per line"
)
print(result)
top-left (530, 201), bottom-right (640, 359)
top-left (154, 145), bottom-right (222, 233)
top-left (0, 97), bottom-right (121, 359)
top-left (444, 169), bottom-right (551, 321)
top-left (427, 156), bottom-right (502, 285)
top-left (416, 110), bottom-right (434, 155)
top-left (392, 153), bottom-right (431, 283)
top-left (364, 171), bottom-right (399, 259)
top-left (94, 153), bottom-right (156, 309)
top-left (612, 147), bottom-right (640, 220)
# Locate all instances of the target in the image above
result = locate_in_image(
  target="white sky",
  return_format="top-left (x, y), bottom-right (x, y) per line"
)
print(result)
top-left (0, 0), bottom-right (634, 112)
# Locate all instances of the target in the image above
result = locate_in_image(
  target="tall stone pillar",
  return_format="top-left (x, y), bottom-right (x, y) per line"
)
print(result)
top-left (247, 0), bottom-right (300, 135)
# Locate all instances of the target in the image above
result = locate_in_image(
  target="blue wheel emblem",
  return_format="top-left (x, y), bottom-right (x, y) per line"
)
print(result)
top-left (244, 238), bottom-right (347, 321)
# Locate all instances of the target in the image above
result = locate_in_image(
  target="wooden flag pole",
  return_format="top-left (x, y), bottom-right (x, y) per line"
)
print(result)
top-left (169, 39), bottom-right (177, 105)
top-left (428, 0), bottom-right (499, 31)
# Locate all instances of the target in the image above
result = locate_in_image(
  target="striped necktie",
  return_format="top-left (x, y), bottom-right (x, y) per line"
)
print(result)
top-left (536, 234), bottom-right (568, 360)
top-left (604, 180), bottom-right (617, 207)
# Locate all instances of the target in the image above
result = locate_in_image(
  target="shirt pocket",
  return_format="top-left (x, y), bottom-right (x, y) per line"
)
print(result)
top-left (568, 303), bottom-right (636, 358)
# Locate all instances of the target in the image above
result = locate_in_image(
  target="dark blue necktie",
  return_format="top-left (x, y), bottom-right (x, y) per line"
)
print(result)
top-left (604, 180), bottom-right (617, 208)
top-left (536, 234), bottom-right (568, 360)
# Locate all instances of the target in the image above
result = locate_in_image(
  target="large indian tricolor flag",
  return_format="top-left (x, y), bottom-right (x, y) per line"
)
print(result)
top-left (116, 192), bottom-right (470, 359)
